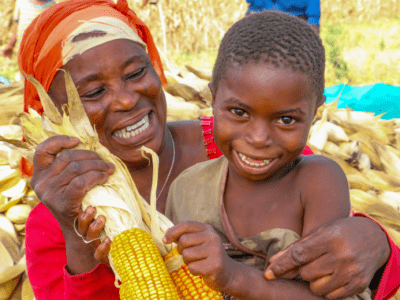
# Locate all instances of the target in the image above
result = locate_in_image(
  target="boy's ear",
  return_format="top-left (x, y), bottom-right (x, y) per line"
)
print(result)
top-left (314, 95), bottom-right (326, 115)
top-left (208, 82), bottom-right (216, 107)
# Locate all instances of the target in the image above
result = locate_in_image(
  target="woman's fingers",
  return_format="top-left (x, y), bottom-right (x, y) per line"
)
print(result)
top-left (53, 150), bottom-right (113, 177)
top-left (324, 278), bottom-right (368, 300)
top-left (77, 210), bottom-right (110, 266)
top-left (61, 169), bottom-right (110, 201)
top-left (94, 237), bottom-right (111, 266)
top-left (77, 206), bottom-right (96, 237)
top-left (265, 232), bottom-right (327, 280)
top-left (266, 217), bottom-right (389, 299)
top-left (32, 136), bottom-right (79, 171)
top-left (86, 215), bottom-right (106, 242)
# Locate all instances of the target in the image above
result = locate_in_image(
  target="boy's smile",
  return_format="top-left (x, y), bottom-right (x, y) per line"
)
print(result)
top-left (212, 62), bottom-right (323, 181)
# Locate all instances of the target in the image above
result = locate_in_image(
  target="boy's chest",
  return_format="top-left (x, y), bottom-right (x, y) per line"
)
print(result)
top-left (224, 180), bottom-right (304, 238)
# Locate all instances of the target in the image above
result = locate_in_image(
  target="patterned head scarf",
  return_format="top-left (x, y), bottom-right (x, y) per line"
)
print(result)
top-left (18, 0), bottom-right (167, 176)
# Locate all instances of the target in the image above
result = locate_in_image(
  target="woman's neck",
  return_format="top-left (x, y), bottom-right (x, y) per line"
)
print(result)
top-left (128, 128), bottom-right (176, 213)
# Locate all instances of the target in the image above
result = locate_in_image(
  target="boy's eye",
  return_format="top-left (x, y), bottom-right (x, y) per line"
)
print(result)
top-left (230, 108), bottom-right (248, 118)
top-left (277, 116), bottom-right (296, 125)
top-left (126, 68), bottom-right (145, 80)
top-left (82, 87), bottom-right (105, 99)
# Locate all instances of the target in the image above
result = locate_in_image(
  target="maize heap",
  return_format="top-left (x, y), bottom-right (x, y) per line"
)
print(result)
top-left (0, 72), bottom-right (223, 299)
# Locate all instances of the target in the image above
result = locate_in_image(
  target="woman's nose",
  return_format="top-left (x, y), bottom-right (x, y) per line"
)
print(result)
top-left (110, 86), bottom-right (139, 111)
top-left (245, 121), bottom-right (274, 148)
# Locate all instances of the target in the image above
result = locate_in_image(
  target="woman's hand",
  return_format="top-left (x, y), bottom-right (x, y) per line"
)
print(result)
top-left (30, 135), bottom-right (115, 274)
top-left (31, 135), bottom-right (114, 230)
top-left (76, 206), bottom-right (111, 266)
top-left (264, 216), bottom-right (391, 299)
top-left (163, 221), bottom-right (237, 291)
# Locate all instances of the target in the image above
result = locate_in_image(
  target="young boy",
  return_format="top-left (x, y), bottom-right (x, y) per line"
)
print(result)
top-left (163, 11), bottom-right (371, 300)
top-left (2, 0), bottom-right (55, 58)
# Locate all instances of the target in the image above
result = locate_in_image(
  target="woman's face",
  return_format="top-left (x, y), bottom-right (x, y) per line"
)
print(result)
top-left (48, 39), bottom-right (167, 169)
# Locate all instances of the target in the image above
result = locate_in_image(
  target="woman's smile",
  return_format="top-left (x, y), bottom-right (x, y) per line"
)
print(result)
top-left (113, 114), bottom-right (150, 139)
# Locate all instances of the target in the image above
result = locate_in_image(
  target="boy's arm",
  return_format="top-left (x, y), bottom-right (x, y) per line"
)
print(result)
top-left (300, 155), bottom-right (350, 237)
top-left (164, 222), bottom-right (328, 300)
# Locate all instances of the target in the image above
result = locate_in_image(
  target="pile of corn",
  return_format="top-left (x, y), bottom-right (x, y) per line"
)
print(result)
top-left (0, 83), bottom-right (36, 300)
top-left (1, 67), bottom-right (400, 299)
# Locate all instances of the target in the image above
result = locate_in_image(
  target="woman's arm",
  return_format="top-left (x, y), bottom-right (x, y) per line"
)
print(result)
top-left (26, 203), bottom-right (119, 300)
top-left (265, 216), bottom-right (393, 299)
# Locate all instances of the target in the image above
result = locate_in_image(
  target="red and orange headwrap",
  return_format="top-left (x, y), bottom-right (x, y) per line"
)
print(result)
top-left (18, 0), bottom-right (167, 176)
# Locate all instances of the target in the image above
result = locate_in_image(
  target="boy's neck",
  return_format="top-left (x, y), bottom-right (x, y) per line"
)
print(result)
top-left (227, 158), bottom-right (300, 187)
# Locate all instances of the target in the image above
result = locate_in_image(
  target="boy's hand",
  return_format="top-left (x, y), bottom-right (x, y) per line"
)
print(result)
top-left (163, 221), bottom-right (237, 291)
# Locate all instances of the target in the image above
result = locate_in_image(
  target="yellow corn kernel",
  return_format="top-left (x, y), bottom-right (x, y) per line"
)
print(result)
top-left (164, 248), bottom-right (224, 300)
top-left (110, 228), bottom-right (180, 300)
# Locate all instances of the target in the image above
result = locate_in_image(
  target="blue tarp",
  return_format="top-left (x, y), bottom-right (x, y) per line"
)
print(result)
top-left (324, 84), bottom-right (400, 120)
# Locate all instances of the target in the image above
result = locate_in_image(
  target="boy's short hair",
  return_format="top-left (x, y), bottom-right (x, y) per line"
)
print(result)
top-left (212, 11), bottom-right (325, 102)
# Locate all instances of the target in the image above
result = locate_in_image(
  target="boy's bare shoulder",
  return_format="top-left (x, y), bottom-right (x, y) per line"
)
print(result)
top-left (296, 154), bottom-right (345, 177)
top-left (294, 156), bottom-right (350, 236)
top-left (292, 154), bottom-right (348, 191)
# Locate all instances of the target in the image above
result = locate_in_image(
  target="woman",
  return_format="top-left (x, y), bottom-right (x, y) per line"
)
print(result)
top-left (19, 0), bottom-right (399, 299)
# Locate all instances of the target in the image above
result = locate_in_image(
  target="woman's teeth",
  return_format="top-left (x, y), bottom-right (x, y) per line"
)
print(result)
top-left (239, 153), bottom-right (271, 167)
top-left (114, 115), bottom-right (149, 139)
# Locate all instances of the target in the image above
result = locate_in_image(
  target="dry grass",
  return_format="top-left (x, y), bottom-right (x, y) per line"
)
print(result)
top-left (127, 0), bottom-right (247, 55)
top-left (0, 0), bottom-right (16, 46)
top-left (321, 0), bottom-right (400, 21)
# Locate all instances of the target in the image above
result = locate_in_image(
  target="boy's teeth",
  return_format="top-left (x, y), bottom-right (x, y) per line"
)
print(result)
top-left (114, 115), bottom-right (149, 139)
top-left (238, 152), bottom-right (271, 167)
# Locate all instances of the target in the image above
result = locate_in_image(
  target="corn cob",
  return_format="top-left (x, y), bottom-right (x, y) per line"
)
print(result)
top-left (164, 248), bottom-right (224, 300)
top-left (110, 228), bottom-right (180, 300)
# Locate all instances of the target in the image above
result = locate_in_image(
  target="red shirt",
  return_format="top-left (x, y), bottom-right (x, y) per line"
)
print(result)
top-left (26, 117), bottom-right (400, 299)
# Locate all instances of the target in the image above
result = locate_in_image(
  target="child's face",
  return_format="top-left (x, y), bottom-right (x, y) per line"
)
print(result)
top-left (211, 62), bottom-right (323, 181)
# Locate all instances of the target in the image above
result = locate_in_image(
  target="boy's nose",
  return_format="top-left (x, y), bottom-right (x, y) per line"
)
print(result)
top-left (245, 121), bottom-right (274, 148)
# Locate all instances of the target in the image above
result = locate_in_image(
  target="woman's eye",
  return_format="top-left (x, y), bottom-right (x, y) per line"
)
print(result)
top-left (126, 68), bottom-right (145, 80)
top-left (82, 88), bottom-right (105, 99)
top-left (278, 116), bottom-right (296, 125)
top-left (230, 108), bottom-right (248, 117)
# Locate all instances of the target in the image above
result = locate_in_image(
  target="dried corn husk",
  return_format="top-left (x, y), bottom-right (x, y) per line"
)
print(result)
top-left (5, 205), bottom-right (31, 225)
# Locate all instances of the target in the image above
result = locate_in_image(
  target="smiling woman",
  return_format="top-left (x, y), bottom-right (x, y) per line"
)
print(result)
top-left (48, 39), bottom-right (168, 170)
top-left (17, 0), bottom-right (400, 299)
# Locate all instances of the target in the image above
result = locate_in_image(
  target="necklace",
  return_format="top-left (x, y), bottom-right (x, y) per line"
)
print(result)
top-left (156, 129), bottom-right (175, 201)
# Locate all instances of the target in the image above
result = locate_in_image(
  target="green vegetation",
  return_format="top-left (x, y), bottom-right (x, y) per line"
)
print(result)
top-left (0, 56), bottom-right (19, 83)
top-left (321, 18), bottom-right (400, 87)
